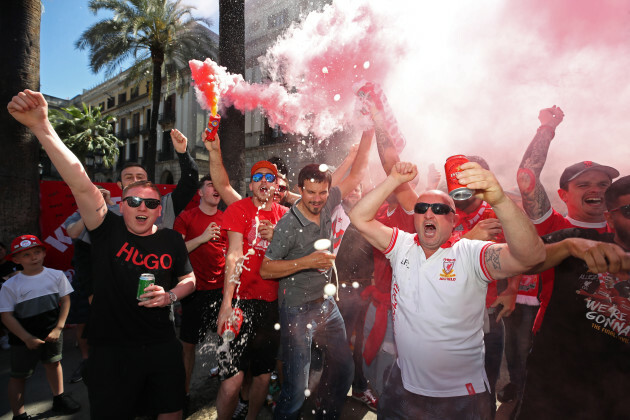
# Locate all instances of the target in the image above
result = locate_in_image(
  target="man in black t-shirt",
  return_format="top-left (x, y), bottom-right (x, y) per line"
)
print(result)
top-left (8, 90), bottom-right (196, 420)
top-left (516, 175), bottom-right (630, 420)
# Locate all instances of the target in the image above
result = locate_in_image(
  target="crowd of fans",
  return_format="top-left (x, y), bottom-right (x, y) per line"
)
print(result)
top-left (2, 89), bottom-right (629, 420)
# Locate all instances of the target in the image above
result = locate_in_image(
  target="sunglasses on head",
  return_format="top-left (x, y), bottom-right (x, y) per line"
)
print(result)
top-left (414, 202), bottom-right (455, 215)
top-left (277, 185), bottom-right (288, 192)
top-left (123, 196), bottom-right (161, 209)
top-left (252, 172), bottom-right (276, 183)
top-left (610, 204), bottom-right (630, 219)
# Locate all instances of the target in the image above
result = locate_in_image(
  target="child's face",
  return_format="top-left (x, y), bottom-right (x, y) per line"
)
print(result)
top-left (12, 247), bottom-right (46, 270)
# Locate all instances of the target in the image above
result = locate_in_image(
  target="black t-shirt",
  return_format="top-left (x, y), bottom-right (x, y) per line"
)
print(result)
top-left (88, 211), bottom-right (192, 346)
top-left (529, 228), bottom-right (630, 379)
top-left (335, 223), bottom-right (374, 287)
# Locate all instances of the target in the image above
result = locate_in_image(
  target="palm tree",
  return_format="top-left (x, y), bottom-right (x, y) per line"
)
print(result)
top-left (218, 0), bottom-right (245, 194)
top-left (0, 0), bottom-right (41, 241)
top-left (76, 0), bottom-right (217, 181)
top-left (49, 104), bottom-right (124, 179)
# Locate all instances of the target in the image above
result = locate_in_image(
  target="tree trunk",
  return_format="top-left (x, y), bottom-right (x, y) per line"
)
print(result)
top-left (0, 0), bottom-right (41, 241)
top-left (146, 56), bottom-right (164, 181)
top-left (219, 0), bottom-right (246, 194)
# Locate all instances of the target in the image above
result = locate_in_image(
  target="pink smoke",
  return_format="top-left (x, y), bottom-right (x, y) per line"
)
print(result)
top-left (190, 1), bottom-right (405, 139)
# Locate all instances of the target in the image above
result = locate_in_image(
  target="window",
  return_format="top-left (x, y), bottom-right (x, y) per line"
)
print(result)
top-left (98, 102), bottom-right (105, 111)
top-left (107, 97), bottom-right (115, 109)
top-left (130, 86), bottom-right (139, 99)
top-left (118, 92), bottom-right (127, 104)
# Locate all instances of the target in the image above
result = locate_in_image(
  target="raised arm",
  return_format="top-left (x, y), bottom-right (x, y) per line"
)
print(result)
top-left (334, 129), bottom-right (374, 198)
top-left (516, 106), bottom-right (564, 219)
top-left (8, 90), bottom-right (105, 230)
top-left (370, 106), bottom-right (417, 211)
top-left (349, 162), bottom-right (417, 251)
top-left (458, 162), bottom-right (546, 278)
top-left (203, 134), bottom-right (241, 206)
top-left (331, 143), bottom-right (359, 187)
top-left (169, 129), bottom-right (200, 216)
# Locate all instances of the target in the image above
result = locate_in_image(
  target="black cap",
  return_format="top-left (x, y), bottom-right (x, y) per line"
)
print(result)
top-left (559, 161), bottom-right (619, 190)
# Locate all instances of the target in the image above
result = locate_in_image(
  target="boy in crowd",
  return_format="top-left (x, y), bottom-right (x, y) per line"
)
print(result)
top-left (0, 235), bottom-right (80, 419)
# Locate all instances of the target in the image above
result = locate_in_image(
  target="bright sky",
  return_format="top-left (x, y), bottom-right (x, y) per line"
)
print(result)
top-left (40, 0), bottom-right (219, 100)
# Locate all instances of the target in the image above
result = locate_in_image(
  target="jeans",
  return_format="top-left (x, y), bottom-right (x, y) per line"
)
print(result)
top-left (336, 286), bottom-right (370, 391)
top-left (484, 309), bottom-right (504, 418)
top-left (379, 361), bottom-right (492, 420)
top-left (274, 297), bottom-right (354, 420)
top-left (503, 303), bottom-right (537, 390)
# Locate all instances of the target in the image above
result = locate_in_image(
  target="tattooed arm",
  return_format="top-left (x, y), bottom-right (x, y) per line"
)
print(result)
top-left (370, 104), bottom-right (418, 212)
top-left (7, 90), bottom-right (106, 230)
top-left (516, 106), bottom-right (564, 220)
top-left (455, 161), bottom-right (546, 278)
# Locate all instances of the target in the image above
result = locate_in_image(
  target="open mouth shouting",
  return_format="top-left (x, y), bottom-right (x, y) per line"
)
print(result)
top-left (423, 221), bottom-right (437, 238)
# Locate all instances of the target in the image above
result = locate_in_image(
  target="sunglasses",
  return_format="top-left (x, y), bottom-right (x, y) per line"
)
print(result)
top-left (414, 202), bottom-right (455, 215)
top-left (277, 185), bottom-right (288, 192)
top-left (610, 204), bottom-right (630, 219)
top-left (252, 173), bottom-right (276, 183)
top-left (123, 196), bottom-right (161, 209)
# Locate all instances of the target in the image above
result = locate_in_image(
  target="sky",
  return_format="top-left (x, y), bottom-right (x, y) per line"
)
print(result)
top-left (41, 0), bottom-right (630, 205)
top-left (40, 0), bottom-right (219, 99)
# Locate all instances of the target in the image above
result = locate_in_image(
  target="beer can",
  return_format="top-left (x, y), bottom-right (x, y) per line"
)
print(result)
top-left (137, 273), bottom-right (155, 301)
top-left (480, 206), bottom-right (505, 243)
top-left (221, 307), bottom-right (244, 342)
top-left (445, 155), bottom-right (473, 200)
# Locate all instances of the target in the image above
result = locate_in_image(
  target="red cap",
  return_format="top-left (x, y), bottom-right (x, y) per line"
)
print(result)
top-left (250, 161), bottom-right (278, 177)
top-left (9, 234), bottom-right (45, 257)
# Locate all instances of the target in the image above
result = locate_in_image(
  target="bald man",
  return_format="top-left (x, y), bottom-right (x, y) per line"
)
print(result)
top-left (349, 161), bottom-right (545, 420)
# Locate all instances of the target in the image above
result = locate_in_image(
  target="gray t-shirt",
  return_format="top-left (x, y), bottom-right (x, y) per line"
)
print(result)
top-left (265, 186), bottom-right (342, 307)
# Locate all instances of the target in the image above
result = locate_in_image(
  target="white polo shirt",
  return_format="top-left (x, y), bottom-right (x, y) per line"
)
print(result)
top-left (385, 228), bottom-right (494, 397)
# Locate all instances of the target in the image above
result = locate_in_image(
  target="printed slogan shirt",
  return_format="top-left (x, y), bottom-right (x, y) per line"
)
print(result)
top-left (529, 228), bottom-right (630, 378)
top-left (88, 211), bottom-right (192, 346)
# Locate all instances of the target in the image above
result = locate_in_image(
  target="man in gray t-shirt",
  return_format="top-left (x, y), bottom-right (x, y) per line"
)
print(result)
top-left (261, 154), bottom-right (370, 419)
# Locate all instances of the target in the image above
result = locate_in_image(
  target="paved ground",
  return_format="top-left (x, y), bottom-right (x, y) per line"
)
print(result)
top-left (0, 326), bottom-right (516, 419)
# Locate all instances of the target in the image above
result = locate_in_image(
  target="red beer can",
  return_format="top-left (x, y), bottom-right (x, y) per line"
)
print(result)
top-left (221, 307), bottom-right (243, 342)
top-left (480, 206), bottom-right (505, 243)
top-left (445, 155), bottom-right (473, 200)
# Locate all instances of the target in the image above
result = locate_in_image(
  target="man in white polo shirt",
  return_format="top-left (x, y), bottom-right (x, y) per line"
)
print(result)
top-left (349, 161), bottom-right (545, 419)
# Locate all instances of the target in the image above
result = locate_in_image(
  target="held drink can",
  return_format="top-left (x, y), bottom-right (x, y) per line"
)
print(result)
top-left (137, 273), bottom-right (155, 301)
top-left (480, 206), bottom-right (505, 243)
top-left (221, 307), bottom-right (244, 342)
top-left (445, 155), bottom-right (474, 200)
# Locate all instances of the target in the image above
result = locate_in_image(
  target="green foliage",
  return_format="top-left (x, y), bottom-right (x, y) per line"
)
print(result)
top-left (76, 0), bottom-right (216, 79)
top-left (49, 104), bottom-right (124, 168)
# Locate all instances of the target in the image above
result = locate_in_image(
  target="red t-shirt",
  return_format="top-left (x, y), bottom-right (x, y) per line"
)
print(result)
top-left (173, 206), bottom-right (227, 291)
top-left (533, 208), bottom-right (611, 333)
top-left (454, 200), bottom-right (501, 308)
top-left (222, 198), bottom-right (287, 302)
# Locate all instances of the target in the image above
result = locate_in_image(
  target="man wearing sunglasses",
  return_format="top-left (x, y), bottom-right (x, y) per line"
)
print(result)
top-left (349, 161), bottom-right (545, 419)
top-left (514, 175), bottom-right (630, 419)
top-left (8, 90), bottom-right (196, 419)
top-left (213, 160), bottom-right (288, 420)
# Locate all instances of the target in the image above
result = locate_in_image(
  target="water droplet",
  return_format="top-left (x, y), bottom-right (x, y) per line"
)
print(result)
top-left (363, 61), bottom-right (370, 69)
top-left (306, 323), bottom-right (312, 329)
top-left (333, 94), bottom-right (341, 101)
top-left (324, 283), bottom-right (337, 296)
top-left (274, 323), bottom-right (281, 330)
top-left (304, 389), bottom-right (311, 397)
top-left (322, 67), bottom-right (328, 74)
top-left (352, 281), bottom-right (360, 289)
top-left (319, 164), bottom-right (329, 172)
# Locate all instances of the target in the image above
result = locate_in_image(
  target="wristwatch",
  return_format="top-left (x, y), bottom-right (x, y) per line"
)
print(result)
top-left (167, 290), bottom-right (178, 304)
